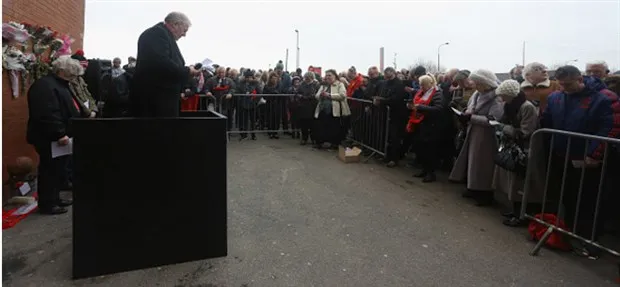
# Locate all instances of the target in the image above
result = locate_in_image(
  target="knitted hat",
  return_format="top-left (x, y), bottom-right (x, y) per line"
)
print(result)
top-left (275, 60), bottom-right (284, 70)
top-left (496, 79), bottom-right (521, 98)
top-left (469, 69), bottom-right (499, 88)
top-left (454, 69), bottom-right (471, 81)
top-left (243, 69), bottom-right (255, 78)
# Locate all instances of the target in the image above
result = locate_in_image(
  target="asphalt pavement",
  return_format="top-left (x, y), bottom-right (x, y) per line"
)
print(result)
top-left (2, 136), bottom-right (618, 287)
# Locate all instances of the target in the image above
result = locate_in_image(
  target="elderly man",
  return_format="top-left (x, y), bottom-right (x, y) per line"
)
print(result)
top-left (130, 11), bottom-right (201, 117)
top-left (123, 56), bottom-right (136, 70)
top-left (111, 57), bottom-right (125, 78)
top-left (586, 61), bottom-right (610, 80)
top-left (27, 56), bottom-right (83, 215)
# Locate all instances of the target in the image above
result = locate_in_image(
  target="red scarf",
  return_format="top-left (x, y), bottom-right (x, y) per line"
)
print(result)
top-left (346, 74), bottom-right (363, 97)
top-left (406, 87), bottom-right (437, 133)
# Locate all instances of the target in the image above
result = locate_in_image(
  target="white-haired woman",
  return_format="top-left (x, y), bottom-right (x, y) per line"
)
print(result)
top-left (26, 55), bottom-right (83, 215)
top-left (449, 69), bottom-right (504, 206)
top-left (406, 75), bottom-right (444, 183)
top-left (313, 69), bottom-right (351, 149)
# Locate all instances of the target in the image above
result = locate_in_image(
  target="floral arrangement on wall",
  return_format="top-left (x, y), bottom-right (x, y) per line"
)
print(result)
top-left (2, 21), bottom-right (75, 98)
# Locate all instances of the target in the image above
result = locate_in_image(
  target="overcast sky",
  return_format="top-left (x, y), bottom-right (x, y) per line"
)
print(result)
top-left (84, 0), bottom-right (620, 73)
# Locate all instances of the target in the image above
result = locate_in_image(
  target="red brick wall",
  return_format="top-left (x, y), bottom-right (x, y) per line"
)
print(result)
top-left (2, 0), bottom-right (85, 181)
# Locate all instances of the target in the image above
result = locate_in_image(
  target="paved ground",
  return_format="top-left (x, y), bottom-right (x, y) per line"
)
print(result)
top-left (2, 136), bottom-right (619, 287)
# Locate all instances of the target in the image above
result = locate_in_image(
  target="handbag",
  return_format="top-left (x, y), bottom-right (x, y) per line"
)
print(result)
top-left (494, 137), bottom-right (528, 177)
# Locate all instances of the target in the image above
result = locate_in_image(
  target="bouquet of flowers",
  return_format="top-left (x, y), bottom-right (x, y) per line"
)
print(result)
top-left (55, 34), bottom-right (74, 57)
top-left (2, 22), bottom-right (31, 43)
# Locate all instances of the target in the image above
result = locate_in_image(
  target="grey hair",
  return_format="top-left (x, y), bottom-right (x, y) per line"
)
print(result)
top-left (586, 60), bottom-right (608, 70)
top-left (164, 12), bottom-right (191, 27)
top-left (303, 71), bottom-right (315, 80)
top-left (523, 62), bottom-right (547, 76)
top-left (52, 55), bottom-right (84, 76)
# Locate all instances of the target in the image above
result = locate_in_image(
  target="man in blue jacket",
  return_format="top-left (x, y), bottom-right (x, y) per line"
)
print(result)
top-left (541, 65), bottom-right (613, 257)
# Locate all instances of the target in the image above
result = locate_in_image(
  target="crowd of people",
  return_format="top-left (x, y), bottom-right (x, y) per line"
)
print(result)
top-left (25, 11), bottom-right (620, 259)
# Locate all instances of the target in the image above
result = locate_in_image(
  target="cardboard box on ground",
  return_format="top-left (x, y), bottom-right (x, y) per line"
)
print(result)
top-left (338, 145), bottom-right (362, 163)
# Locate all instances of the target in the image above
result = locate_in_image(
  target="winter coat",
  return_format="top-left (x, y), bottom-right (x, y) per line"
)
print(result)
top-left (449, 90), bottom-right (504, 191)
top-left (235, 80), bottom-right (263, 109)
top-left (493, 100), bottom-right (541, 202)
top-left (297, 80), bottom-right (319, 119)
top-left (541, 86), bottom-right (613, 160)
top-left (27, 75), bottom-right (81, 145)
top-left (314, 81), bottom-right (351, 118)
top-left (130, 22), bottom-right (189, 117)
top-left (68, 76), bottom-right (98, 117)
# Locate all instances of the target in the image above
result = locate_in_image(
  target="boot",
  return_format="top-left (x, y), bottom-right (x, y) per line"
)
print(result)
top-left (475, 190), bottom-right (494, 207)
top-left (422, 172), bottom-right (436, 183)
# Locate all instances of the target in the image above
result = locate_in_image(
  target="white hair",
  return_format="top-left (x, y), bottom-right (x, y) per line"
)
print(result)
top-left (523, 62), bottom-right (547, 76)
top-left (164, 12), bottom-right (191, 27)
top-left (52, 55), bottom-right (84, 76)
top-left (586, 60), bottom-right (608, 70)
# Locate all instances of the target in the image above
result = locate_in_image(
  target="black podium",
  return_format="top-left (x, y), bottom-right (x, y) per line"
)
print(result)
top-left (72, 111), bottom-right (227, 279)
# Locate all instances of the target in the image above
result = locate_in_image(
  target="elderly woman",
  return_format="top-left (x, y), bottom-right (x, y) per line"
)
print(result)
top-left (521, 62), bottom-right (561, 112)
top-left (406, 75), bottom-right (444, 182)
top-left (492, 80), bottom-right (539, 226)
top-left (26, 56), bottom-right (83, 215)
top-left (449, 69), bottom-right (504, 206)
top-left (314, 69), bottom-right (351, 149)
top-left (297, 72), bottom-right (320, 145)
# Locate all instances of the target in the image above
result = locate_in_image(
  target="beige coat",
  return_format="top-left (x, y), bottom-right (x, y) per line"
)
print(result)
top-left (493, 100), bottom-right (540, 201)
top-left (314, 81), bottom-right (351, 118)
top-left (449, 90), bottom-right (504, 191)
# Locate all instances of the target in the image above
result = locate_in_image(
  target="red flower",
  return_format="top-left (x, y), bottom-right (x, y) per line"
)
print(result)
top-left (15, 181), bottom-right (24, 188)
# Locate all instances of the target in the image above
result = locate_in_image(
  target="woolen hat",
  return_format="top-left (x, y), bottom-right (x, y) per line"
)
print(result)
top-left (469, 69), bottom-right (499, 88)
top-left (496, 79), bottom-right (521, 98)
top-left (454, 69), bottom-right (471, 81)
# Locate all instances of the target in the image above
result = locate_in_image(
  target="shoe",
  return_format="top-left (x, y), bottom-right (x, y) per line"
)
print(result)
top-left (422, 173), bottom-right (436, 183)
top-left (386, 161), bottom-right (397, 168)
top-left (502, 217), bottom-right (528, 227)
top-left (501, 211), bottom-right (516, 218)
top-left (59, 199), bottom-right (73, 207)
top-left (475, 193), bottom-right (494, 207)
top-left (300, 140), bottom-right (307, 146)
top-left (251, 134), bottom-right (257, 140)
top-left (239, 136), bottom-right (248, 141)
top-left (273, 134), bottom-right (280, 139)
top-left (462, 190), bottom-right (476, 198)
top-left (40, 206), bottom-right (68, 215)
top-left (414, 171), bottom-right (427, 178)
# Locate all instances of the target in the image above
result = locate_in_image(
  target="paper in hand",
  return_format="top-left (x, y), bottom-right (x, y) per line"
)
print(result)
top-left (451, 107), bottom-right (462, 116)
top-left (51, 138), bottom-right (73, 158)
top-left (488, 120), bottom-right (501, 126)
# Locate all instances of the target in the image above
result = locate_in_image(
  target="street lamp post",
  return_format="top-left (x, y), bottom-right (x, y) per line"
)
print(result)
top-left (437, 42), bottom-right (449, 73)
top-left (295, 29), bottom-right (300, 70)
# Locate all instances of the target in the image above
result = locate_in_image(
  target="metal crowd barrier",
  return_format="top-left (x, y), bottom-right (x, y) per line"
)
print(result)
top-left (346, 98), bottom-right (390, 157)
top-left (520, 128), bottom-right (620, 258)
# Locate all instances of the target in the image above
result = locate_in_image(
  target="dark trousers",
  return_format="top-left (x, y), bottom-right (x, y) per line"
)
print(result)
top-left (220, 99), bottom-right (234, 131)
top-left (549, 156), bottom-right (604, 241)
top-left (414, 137), bottom-right (439, 173)
top-left (315, 112), bottom-right (340, 145)
top-left (299, 118), bottom-right (313, 141)
top-left (237, 108), bottom-right (256, 137)
top-left (34, 144), bottom-right (69, 209)
top-left (386, 118), bottom-right (405, 162)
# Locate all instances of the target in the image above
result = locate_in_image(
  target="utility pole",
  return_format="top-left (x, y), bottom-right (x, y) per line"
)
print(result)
top-left (393, 53), bottom-right (397, 70)
top-left (437, 42), bottom-right (449, 73)
top-left (379, 47), bottom-right (385, 71)
top-left (285, 48), bottom-right (289, 71)
top-left (522, 41), bottom-right (526, 66)
top-left (295, 29), bottom-right (300, 70)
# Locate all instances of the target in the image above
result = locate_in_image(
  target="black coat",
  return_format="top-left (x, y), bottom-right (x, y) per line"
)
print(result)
top-left (235, 80), bottom-right (263, 109)
top-left (378, 78), bottom-right (408, 120)
top-left (106, 67), bottom-right (135, 117)
top-left (27, 75), bottom-right (81, 145)
top-left (413, 88), bottom-right (444, 142)
top-left (296, 80), bottom-right (319, 119)
top-left (130, 22), bottom-right (189, 117)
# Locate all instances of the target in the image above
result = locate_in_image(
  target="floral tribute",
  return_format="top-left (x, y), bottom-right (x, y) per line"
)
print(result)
top-left (2, 21), bottom-right (76, 98)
